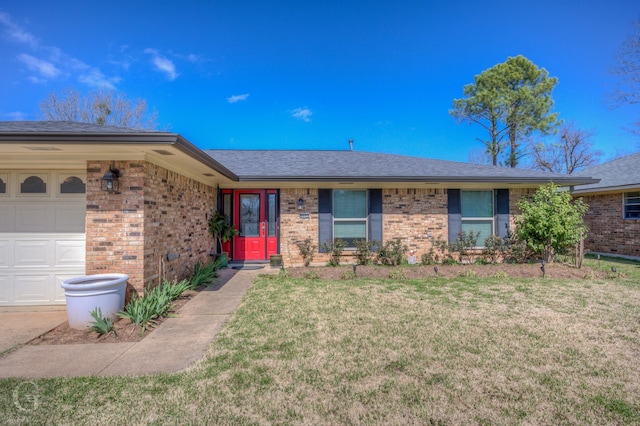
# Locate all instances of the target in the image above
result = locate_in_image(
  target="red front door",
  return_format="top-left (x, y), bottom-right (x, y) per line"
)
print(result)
top-left (233, 190), bottom-right (278, 261)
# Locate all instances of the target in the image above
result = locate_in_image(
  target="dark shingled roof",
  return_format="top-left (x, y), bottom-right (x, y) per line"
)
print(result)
top-left (572, 152), bottom-right (640, 193)
top-left (0, 121), bottom-right (155, 133)
top-left (206, 149), bottom-right (598, 184)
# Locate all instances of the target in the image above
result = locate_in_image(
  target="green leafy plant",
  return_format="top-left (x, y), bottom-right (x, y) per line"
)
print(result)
top-left (321, 239), bottom-right (347, 266)
top-left (388, 268), bottom-right (407, 280)
top-left (450, 230), bottom-right (480, 264)
top-left (516, 183), bottom-right (588, 263)
top-left (341, 270), bottom-right (357, 280)
top-left (377, 239), bottom-right (409, 266)
top-left (296, 237), bottom-right (316, 267)
top-left (208, 211), bottom-right (239, 253)
top-left (118, 279), bottom-right (191, 333)
top-left (190, 259), bottom-right (221, 289)
top-left (353, 240), bottom-right (378, 265)
top-left (429, 236), bottom-right (456, 264)
top-left (304, 270), bottom-right (320, 280)
top-left (88, 307), bottom-right (117, 337)
top-left (482, 234), bottom-right (507, 264)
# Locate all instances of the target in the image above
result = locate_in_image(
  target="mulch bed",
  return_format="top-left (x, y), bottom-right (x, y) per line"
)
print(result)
top-left (284, 262), bottom-right (603, 280)
top-left (28, 289), bottom-right (199, 346)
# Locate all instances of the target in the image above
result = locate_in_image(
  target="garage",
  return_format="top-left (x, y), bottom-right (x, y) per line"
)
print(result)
top-left (0, 170), bottom-right (86, 306)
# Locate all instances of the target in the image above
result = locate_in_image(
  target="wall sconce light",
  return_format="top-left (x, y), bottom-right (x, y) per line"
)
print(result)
top-left (298, 198), bottom-right (304, 210)
top-left (101, 165), bottom-right (120, 193)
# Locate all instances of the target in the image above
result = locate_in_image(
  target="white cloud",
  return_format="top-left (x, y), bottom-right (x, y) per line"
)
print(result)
top-left (17, 53), bottom-right (60, 79)
top-left (79, 69), bottom-right (121, 90)
top-left (291, 107), bottom-right (312, 122)
top-left (227, 93), bottom-right (250, 103)
top-left (3, 111), bottom-right (30, 120)
top-left (0, 12), bottom-right (38, 47)
top-left (3, 11), bottom-right (121, 89)
top-left (145, 48), bottom-right (179, 80)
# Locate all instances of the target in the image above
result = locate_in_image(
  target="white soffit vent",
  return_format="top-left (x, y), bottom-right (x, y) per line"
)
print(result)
top-left (203, 173), bottom-right (215, 177)
top-left (23, 146), bottom-right (62, 151)
top-left (152, 149), bottom-right (174, 156)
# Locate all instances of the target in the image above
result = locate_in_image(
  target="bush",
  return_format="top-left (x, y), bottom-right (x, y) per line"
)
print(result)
top-left (450, 230), bottom-right (480, 264)
top-left (378, 239), bottom-right (409, 266)
top-left (429, 236), bottom-right (456, 264)
top-left (321, 239), bottom-right (347, 266)
top-left (189, 259), bottom-right (221, 289)
top-left (296, 237), bottom-right (316, 266)
top-left (482, 235), bottom-right (507, 264)
top-left (353, 239), bottom-right (378, 265)
top-left (304, 270), bottom-right (320, 280)
top-left (118, 279), bottom-right (191, 333)
top-left (389, 268), bottom-right (407, 280)
top-left (516, 183), bottom-right (588, 263)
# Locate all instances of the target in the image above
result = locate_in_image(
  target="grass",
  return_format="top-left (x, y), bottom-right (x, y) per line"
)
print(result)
top-left (1, 257), bottom-right (639, 424)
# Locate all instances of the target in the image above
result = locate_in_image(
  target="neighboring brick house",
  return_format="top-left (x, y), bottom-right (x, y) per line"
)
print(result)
top-left (572, 153), bottom-right (640, 258)
top-left (0, 121), bottom-right (596, 306)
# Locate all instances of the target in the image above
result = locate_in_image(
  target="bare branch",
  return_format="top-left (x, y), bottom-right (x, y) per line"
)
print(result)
top-left (38, 86), bottom-right (158, 129)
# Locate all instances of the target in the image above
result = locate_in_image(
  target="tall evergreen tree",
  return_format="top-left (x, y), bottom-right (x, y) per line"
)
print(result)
top-left (451, 55), bottom-right (559, 167)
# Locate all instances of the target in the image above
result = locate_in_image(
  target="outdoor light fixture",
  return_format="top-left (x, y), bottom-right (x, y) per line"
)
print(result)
top-left (298, 198), bottom-right (304, 210)
top-left (101, 165), bottom-right (120, 193)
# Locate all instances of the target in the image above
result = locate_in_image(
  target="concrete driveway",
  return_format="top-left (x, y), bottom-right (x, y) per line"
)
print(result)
top-left (0, 306), bottom-right (67, 353)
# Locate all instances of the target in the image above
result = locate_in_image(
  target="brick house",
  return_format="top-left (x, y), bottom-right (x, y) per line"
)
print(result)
top-left (572, 153), bottom-right (640, 258)
top-left (0, 121), bottom-right (596, 306)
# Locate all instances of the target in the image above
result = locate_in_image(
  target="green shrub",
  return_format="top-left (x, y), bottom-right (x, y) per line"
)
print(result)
top-left (189, 259), bottom-right (221, 289)
top-left (88, 307), bottom-right (117, 337)
top-left (118, 279), bottom-right (190, 333)
top-left (482, 235), bottom-right (507, 264)
top-left (516, 183), bottom-right (588, 263)
top-left (296, 237), bottom-right (316, 267)
top-left (304, 270), bottom-right (320, 280)
top-left (389, 268), bottom-right (407, 280)
top-left (377, 239), bottom-right (408, 266)
top-left (353, 239), bottom-right (378, 265)
top-left (341, 270), bottom-right (357, 280)
top-left (421, 246), bottom-right (437, 265)
top-left (450, 230), bottom-right (480, 264)
top-left (321, 239), bottom-right (347, 266)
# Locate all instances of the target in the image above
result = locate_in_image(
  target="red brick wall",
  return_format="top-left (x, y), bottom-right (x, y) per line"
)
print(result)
top-left (86, 161), bottom-right (216, 293)
top-left (580, 192), bottom-right (640, 257)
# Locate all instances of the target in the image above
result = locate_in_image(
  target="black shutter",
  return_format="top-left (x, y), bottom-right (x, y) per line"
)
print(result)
top-left (368, 189), bottom-right (383, 247)
top-left (448, 189), bottom-right (461, 243)
top-left (318, 189), bottom-right (332, 252)
top-left (495, 189), bottom-right (510, 238)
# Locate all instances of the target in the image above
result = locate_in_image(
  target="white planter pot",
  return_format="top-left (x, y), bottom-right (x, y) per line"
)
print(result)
top-left (61, 274), bottom-right (129, 330)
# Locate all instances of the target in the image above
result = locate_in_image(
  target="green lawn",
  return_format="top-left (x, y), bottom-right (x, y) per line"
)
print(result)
top-left (1, 257), bottom-right (639, 425)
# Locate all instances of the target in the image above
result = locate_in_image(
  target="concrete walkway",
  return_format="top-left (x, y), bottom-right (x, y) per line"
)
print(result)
top-left (0, 267), bottom-right (272, 378)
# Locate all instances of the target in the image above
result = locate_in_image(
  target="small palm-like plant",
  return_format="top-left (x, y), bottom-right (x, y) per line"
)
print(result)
top-left (88, 307), bottom-right (117, 337)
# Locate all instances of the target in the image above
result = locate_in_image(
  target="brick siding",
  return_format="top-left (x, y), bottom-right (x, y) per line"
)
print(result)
top-left (280, 187), bottom-right (515, 266)
top-left (580, 192), bottom-right (640, 257)
top-left (86, 161), bottom-right (216, 294)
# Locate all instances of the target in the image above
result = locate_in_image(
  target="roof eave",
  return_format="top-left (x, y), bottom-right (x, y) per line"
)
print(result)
top-left (235, 175), bottom-right (600, 185)
top-left (0, 131), bottom-right (239, 181)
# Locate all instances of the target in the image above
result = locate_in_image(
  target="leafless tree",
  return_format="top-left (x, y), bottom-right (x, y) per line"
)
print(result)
top-left (530, 121), bottom-right (602, 174)
top-left (39, 86), bottom-right (158, 129)
top-left (611, 20), bottom-right (640, 139)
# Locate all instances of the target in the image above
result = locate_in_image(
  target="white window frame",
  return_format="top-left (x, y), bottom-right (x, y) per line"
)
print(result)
top-left (623, 191), bottom-right (640, 220)
top-left (332, 189), bottom-right (368, 249)
top-left (460, 190), bottom-right (495, 248)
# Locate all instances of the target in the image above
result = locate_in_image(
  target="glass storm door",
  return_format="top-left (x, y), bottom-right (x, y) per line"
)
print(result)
top-left (233, 190), bottom-right (278, 261)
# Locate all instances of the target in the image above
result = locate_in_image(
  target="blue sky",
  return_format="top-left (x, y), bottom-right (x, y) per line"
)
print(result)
top-left (1, 1), bottom-right (638, 164)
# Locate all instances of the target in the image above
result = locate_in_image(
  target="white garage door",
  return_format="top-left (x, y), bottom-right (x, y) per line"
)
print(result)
top-left (0, 171), bottom-right (86, 306)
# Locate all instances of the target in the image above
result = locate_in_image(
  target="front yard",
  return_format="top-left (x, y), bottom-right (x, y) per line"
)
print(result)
top-left (2, 257), bottom-right (639, 425)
